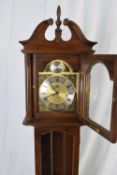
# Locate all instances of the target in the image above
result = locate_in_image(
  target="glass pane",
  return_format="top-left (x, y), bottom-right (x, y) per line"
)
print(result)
top-left (88, 63), bottom-right (113, 130)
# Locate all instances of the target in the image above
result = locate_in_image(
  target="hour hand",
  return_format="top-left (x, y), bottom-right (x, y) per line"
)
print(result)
top-left (50, 85), bottom-right (56, 91)
top-left (51, 85), bottom-right (59, 92)
top-left (47, 92), bottom-right (57, 97)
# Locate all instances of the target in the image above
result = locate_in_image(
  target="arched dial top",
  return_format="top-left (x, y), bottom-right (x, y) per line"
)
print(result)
top-left (44, 60), bottom-right (73, 73)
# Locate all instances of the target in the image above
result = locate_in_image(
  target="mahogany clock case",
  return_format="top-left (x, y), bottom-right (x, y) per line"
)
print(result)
top-left (19, 5), bottom-right (97, 127)
top-left (19, 6), bottom-right (117, 175)
top-left (20, 6), bottom-right (117, 143)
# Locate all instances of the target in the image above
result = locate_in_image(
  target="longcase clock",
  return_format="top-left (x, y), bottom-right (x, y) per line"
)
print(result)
top-left (20, 6), bottom-right (117, 175)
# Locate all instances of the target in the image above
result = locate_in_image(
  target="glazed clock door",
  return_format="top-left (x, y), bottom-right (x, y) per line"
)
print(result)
top-left (81, 55), bottom-right (117, 143)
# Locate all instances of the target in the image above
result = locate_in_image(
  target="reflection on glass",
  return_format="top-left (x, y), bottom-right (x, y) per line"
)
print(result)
top-left (89, 63), bottom-right (113, 130)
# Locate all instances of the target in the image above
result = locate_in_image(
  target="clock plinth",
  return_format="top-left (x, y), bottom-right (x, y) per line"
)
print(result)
top-left (20, 6), bottom-right (117, 175)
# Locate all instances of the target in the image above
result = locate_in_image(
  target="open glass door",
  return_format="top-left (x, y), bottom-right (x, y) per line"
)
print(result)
top-left (81, 55), bottom-right (117, 143)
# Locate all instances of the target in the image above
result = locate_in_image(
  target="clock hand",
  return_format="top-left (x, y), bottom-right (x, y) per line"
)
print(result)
top-left (47, 92), bottom-right (58, 97)
top-left (51, 85), bottom-right (59, 91)
top-left (50, 85), bottom-right (56, 91)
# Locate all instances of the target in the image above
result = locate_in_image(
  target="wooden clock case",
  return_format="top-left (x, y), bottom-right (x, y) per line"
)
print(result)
top-left (20, 6), bottom-right (117, 175)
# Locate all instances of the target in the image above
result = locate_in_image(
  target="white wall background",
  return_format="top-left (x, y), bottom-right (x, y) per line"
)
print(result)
top-left (0, 0), bottom-right (117, 175)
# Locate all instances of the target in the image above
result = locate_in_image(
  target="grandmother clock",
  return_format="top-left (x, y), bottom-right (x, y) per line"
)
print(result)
top-left (20, 6), bottom-right (117, 175)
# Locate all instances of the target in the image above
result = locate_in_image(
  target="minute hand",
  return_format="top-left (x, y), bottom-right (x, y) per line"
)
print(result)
top-left (47, 92), bottom-right (58, 97)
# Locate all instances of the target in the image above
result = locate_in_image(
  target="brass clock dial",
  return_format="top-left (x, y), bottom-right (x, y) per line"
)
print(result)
top-left (39, 75), bottom-right (76, 110)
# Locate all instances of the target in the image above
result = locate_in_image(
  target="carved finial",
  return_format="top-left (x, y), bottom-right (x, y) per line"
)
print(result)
top-left (56, 5), bottom-right (62, 30)
top-left (57, 6), bottom-right (61, 19)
